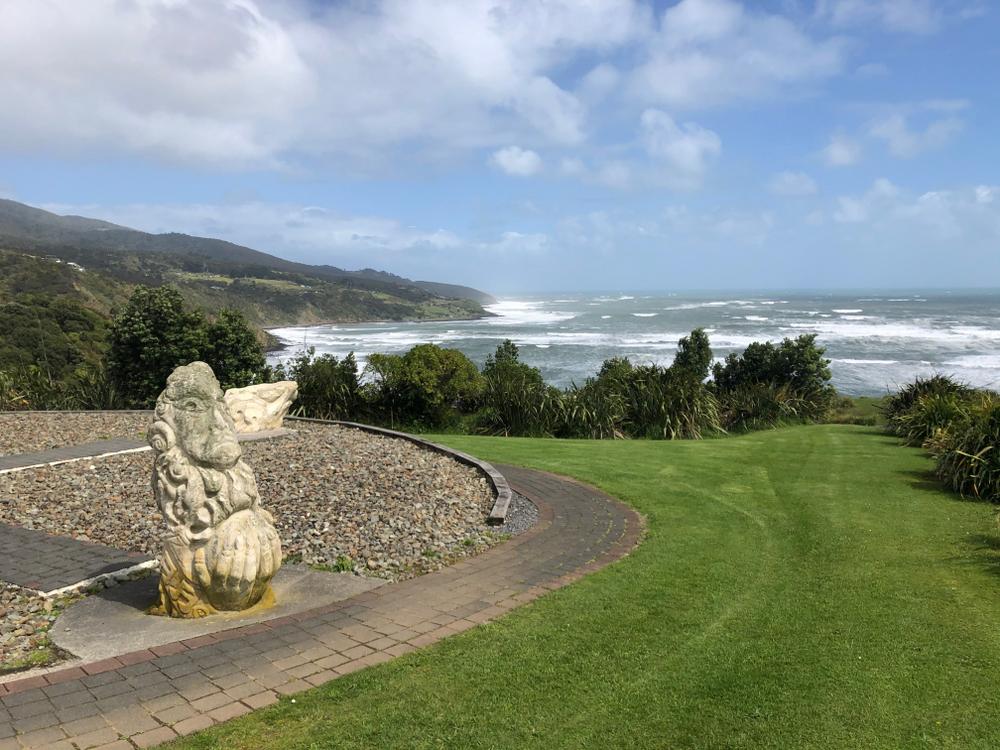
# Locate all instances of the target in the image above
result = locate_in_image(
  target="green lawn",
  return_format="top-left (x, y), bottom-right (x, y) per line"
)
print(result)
top-left (169, 425), bottom-right (1000, 749)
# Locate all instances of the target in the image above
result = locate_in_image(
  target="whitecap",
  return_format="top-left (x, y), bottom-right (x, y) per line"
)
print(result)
top-left (835, 358), bottom-right (900, 365)
top-left (943, 354), bottom-right (1000, 368)
top-left (744, 315), bottom-right (768, 322)
top-left (484, 300), bottom-right (575, 325)
top-left (832, 308), bottom-right (863, 314)
top-left (632, 313), bottom-right (658, 317)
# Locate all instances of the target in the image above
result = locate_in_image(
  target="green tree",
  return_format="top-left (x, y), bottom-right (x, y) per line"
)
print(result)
top-left (204, 308), bottom-right (266, 390)
top-left (671, 328), bottom-right (713, 383)
top-left (287, 348), bottom-right (361, 420)
top-left (106, 286), bottom-right (209, 407)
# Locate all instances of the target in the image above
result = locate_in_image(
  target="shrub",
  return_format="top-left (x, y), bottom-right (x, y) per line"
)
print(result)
top-left (934, 392), bottom-right (1000, 502)
top-left (882, 374), bottom-right (972, 429)
top-left (365, 344), bottom-right (483, 429)
top-left (718, 382), bottom-right (811, 432)
top-left (559, 358), bottom-right (633, 439)
top-left (0, 369), bottom-right (23, 411)
top-left (559, 334), bottom-right (721, 440)
top-left (713, 334), bottom-right (835, 424)
top-left (0, 365), bottom-right (73, 410)
top-left (476, 341), bottom-right (562, 436)
top-left (285, 348), bottom-right (362, 421)
top-left (888, 390), bottom-right (974, 447)
top-left (67, 363), bottom-right (125, 410)
top-left (623, 364), bottom-right (721, 440)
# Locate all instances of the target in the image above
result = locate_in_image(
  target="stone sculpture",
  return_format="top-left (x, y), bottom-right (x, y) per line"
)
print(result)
top-left (224, 381), bottom-right (299, 433)
top-left (149, 362), bottom-right (282, 618)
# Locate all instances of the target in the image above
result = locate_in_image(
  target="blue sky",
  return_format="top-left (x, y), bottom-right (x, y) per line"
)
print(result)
top-left (1, 0), bottom-right (997, 293)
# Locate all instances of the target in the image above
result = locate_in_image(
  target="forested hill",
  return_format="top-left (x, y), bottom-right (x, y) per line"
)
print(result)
top-left (0, 199), bottom-right (494, 327)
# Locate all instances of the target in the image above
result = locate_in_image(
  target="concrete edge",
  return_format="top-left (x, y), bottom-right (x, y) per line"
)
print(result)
top-left (287, 417), bottom-right (514, 525)
top-left (37, 560), bottom-right (159, 600)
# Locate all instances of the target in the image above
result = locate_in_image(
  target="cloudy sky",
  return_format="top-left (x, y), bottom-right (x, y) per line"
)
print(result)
top-left (1, 0), bottom-right (997, 292)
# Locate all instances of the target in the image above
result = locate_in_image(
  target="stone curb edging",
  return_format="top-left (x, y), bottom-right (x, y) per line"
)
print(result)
top-left (288, 417), bottom-right (514, 524)
top-left (0, 464), bottom-right (644, 750)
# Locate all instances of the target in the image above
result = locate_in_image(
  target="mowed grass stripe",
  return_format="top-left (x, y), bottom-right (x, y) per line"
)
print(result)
top-left (168, 425), bottom-right (1000, 750)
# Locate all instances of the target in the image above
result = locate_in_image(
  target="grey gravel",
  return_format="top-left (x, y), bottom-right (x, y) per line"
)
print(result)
top-left (492, 492), bottom-right (538, 536)
top-left (0, 411), bottom-right (151, 457)
top-left (0, 421), bottom-right (503, 582)
top-left (0, 583), bottom-right (65, 672)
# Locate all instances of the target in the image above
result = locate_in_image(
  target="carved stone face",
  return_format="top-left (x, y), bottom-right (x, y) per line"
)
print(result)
top-left (162, 363), bottom-right (241, 469)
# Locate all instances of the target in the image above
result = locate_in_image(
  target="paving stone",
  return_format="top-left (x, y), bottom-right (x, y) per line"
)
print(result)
top-left (132, 726), bottom-right (178, 748)
top-left (16, 725), bottom-right (67, 749)
top-left (188, 692), bottom-right (230, 713)
top-left (103, 706), bottom-right (159, 737)
top-left (208, 701), bottom-right (252, 723)
top-left (172, 714), bottom-right (216, 736)
top-left (71, 726), bottom-right (121, 750)
top-left (242, 690), bottom-right (279, 709)
top-left (56, 714), bottom-right (107, 736)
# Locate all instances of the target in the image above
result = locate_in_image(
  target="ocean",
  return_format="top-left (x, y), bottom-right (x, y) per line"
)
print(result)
top-left (268, 291), bottom-right (1000, 396)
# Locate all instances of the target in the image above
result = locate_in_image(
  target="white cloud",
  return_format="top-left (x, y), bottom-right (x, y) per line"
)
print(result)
top-left (629, 0), bottom-right (846, 109)
top-left (0, 0), bottom-right (648, 167)
top-left (823, 134), bottom-right (862, 166)
top-left (829, 181), bottom-right (1000, 254)
top-left (490, 146), bottom-right (543, 177)
top-left (816, 0), bottom-right (941, 34)
top-left (639, 109), bottom-right (721, 188)
top-left (0, 0), bottom-right (857, 171)
top-left (833, 177), bottom-right (899, 223)
top-left (868, 105), bottom-right (965, 158)
top-left (768, 171), bottom-right (818, 196)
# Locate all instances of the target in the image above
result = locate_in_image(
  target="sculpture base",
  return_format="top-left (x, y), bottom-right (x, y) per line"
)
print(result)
top-left (49, 566), bottom-right (385, 663)
top-left (146, 583), bottom-right (277, 619)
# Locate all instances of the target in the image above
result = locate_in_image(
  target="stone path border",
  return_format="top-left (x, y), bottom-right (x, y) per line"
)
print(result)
top-left (288, 418), bottom-right (514, 524)
top-left (0, 463), bottom-right (643, 750)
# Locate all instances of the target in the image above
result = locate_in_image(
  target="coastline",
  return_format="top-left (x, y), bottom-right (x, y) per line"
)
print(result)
top-left (258, 292), bottom-right (1000, 395)
top-left (263, 310), bottom-right (498, 355)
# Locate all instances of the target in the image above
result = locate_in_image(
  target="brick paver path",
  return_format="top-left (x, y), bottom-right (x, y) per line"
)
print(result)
top-left (0, 525), bottom-right (150, 595)
top-left (0, 464), bottom-right (642, 749)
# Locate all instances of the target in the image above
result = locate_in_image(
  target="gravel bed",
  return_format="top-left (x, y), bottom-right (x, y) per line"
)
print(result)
top-left (0, 421), bottom-right (507, 581)
top-left (0, 583), bottom-right (63, 673)
top-left (493, 492), bottom-right (539, 536)
top-left (0, 411), bottom-right (151, 457)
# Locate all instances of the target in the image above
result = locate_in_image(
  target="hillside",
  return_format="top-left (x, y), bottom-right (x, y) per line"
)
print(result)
top-left (0, 199), bottom-right (493, 326)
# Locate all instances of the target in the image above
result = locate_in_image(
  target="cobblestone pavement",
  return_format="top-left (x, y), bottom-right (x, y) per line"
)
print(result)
top-left (0, 525), bottom-right (150, 594)
top-left (0, 464), bottom-right (642, 749)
